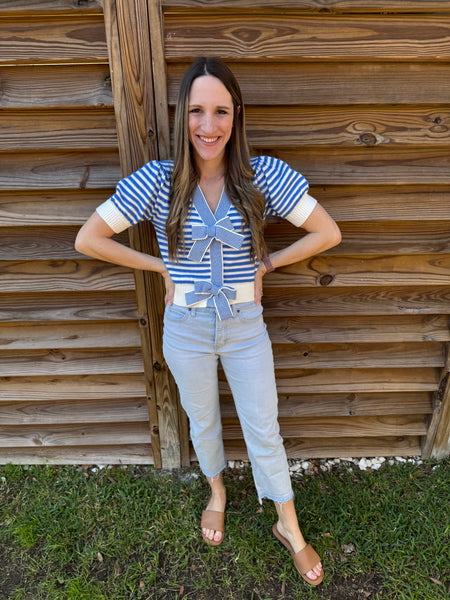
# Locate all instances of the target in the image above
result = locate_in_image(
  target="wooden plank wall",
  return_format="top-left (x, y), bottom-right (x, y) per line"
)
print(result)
top-left (160, 0), bottom-right (450, 460)
top-left (0, 0), bottom-right (156, 464)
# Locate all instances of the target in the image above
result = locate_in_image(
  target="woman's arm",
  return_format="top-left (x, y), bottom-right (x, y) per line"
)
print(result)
top-left (75, 212), bottom-right (175, 304)
top-left (254, 202), bottom-right (341, 304)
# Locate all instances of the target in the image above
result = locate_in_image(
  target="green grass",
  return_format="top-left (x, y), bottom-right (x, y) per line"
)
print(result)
top-left (0, 460), bottom-right (448, 600)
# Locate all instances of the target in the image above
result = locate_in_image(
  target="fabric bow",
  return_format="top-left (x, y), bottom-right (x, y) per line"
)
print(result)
top-left (185, 281), bottom-right (237, 320)
top-left (188, 217), bottom-right (244, 262)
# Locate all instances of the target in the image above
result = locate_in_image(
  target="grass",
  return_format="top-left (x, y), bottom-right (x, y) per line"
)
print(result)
top-left (0, 459), bottom-right (448, 600)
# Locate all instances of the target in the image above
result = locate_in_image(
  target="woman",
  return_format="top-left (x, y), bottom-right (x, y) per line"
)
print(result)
top-left (75, 57), bottom-right (341, 586)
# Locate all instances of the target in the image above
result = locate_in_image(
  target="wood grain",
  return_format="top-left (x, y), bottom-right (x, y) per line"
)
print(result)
top-left (0, 445), bottom-right (153, 465)
top-left (0, 322), bottom-right (141, 350)
top-left (0, 0), bottom-right (102, 13)
top-left (0, 64), bottom-right (113, 108)
top-left (164, 14), bottom-right (450, 60)
top-left (265, 315), bottom-right (450, 344)
top-left (0, 109), bottom-right (118, 151)
top-left (167, 62), bottom-right (450, 105)
top-left (0, 15), bottom-right (108, 64)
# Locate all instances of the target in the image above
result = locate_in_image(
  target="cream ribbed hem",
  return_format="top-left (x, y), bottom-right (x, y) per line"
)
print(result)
top-left (96, 200), bottom-right (131, 233)
top-left (173, 281), bottom-right (255, 308)
top-left (285, 192), bottom-right (317, 227)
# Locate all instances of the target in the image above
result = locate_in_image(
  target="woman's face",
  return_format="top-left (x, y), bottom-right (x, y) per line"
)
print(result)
top-left (188, 75), bottom-right (234, 172)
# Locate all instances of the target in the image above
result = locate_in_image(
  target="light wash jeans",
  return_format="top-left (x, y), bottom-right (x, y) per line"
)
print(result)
top-left (162, 300), bottom-right (293, 504)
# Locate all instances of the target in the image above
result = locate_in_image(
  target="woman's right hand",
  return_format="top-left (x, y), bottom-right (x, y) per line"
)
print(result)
top-left (162, 270), bottom-right (175, 306)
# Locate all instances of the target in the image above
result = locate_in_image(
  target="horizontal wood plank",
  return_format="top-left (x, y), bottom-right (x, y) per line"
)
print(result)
top-left (162, 1), bottom-right (449, 12)
top-left (168, 62), bottom-right (450, 105)
top-left (0, 190), bottom-right (111, 227)
top-left (0, 15), bottom-right (108, 64)
top-left (220, 435), bottom-right (422, 460)
top-left (261, 147), bottom-right (450, 185)
top-left (0, 444), bottom-right (153, 465)
top-left (0, 374), bottom-right (146, 401)
top-left (244, 106), bottom-right (450, 147)
top-left (164, 14), bottom-right (450, 61)
top-left (0, 291), bottom-right (138, 322)
top-left (220, 414), bottom-right (427, 439)
top-left (0, 260), bottom-right (135, 292)
top-left (0, 422), bottom-right (151, 447)
top-left (265, 255), bottom-right (450, 287)
top-left (0, 321), bottom-right (141, 350)
top-left (221, 391), bottom-right (432, 418)
top-left (0, 64), bottom-right (113, 108)
top-left (0, 398), bottom-right (148, 425)
top-left (271, 342), bottom-right (444, 369)
top-left (266, 221), bottom-right (450, 255)
top-left (265, 314), bottom-right (450, 343)
top-left (262, 285), bottom-right (450, 316)
top-left (0, 151), bottom-right (121, 190)
top-left (0, 109), bottom-right (118, 151)
top-left (0, 348), bottom-right (144, 377)
top-left (309, 185), bottom-right (450, 222)
top-left (220, 367), bottom-right (440, 393)
top-left (0, 227), bottom-right (128, 260)
top-left (0, 0), bottom-right (103, 14)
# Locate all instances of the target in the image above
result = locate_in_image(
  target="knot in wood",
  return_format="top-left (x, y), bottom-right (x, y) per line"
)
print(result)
top-left (319, 274), bottom-right (334, 286)
top-left (153, 361), bottom-right (162, 371)
top-left (359, 132), bottom-right (378, 146)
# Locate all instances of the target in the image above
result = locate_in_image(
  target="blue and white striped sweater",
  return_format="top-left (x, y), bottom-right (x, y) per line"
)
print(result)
top-left (96, 155), bottom-right (316, 285)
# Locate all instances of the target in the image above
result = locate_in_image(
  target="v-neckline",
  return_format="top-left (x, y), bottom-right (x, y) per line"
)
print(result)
top-left (197, 184), bottom-right (225, 217)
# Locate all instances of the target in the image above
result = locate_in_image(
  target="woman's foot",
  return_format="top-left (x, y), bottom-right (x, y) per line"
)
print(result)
top-left (201, 475), bottom-right (226, 545)
top-left (274, 519), bottom-right (323, 583)
top-left (274, 499), bottom-right (323, 584)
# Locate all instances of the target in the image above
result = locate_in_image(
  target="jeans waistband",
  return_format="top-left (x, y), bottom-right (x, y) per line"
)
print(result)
top-left (173, 281), bottom-right (254, 309)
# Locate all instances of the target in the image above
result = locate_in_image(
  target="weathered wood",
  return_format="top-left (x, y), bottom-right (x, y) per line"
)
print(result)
top-left (266, 221), bottom-right (450, 255)
top-left (0, 260), bottom-right (134, 292)
top-left (0, 109), bottom-right (118, 151)
top-left (168, 62), bottom-right (450, 105)
top-left (220, 367), bottom-right (440, 394)
top-left (0, 190), bottom-right (109, 227)
top-left (264, 147), bottom-right (450, 185)
top-left (308, 185), bottom-right (450, 222)
top-left (243, 106), bottom-right (450, 148)
top-left (220, 435), bottom-right (422, 460)
top-left (0, 64), bottom-right (113, 108)
top-left (271, 342), bottom-right (444, 370)
top-left (0, 0), bottom-right (102, 13)
top-left (0, 348), bottom-right (144, 377)
top-left (265, 255), bottom-right (450, 287)
top-left (261, 286), bottom-right (450, 316)
top-left (164, 14), bottom-right (450, 60)
top-left (265, 315), bottom-right (450, 344)
top-left (0, 422), bottom-right (152, 447)
top-left (220, 391), bottom-right (433, 418)
top-left (0, 15), bottom-right (108, 64)
top-left (103, 0), bottom-right (181, 469)
top-left (221, 414), bottom-right (427, 439)
top-left (0, 398), bottom-right (148, 425)
top-left (0, 151), bottom-right (121, 190)
top-left (429, 344), bottom-right (450, 458)
top-left (0, 374), bottom-right (146, 401)
top-left (0, 322), bottom-right (141, 350)
top-left (0, 291), bottom-right (138, 322)
top-left (0, 445), bottom-right (153, 465)
top-left (162, 0), bottom-right (450, 12)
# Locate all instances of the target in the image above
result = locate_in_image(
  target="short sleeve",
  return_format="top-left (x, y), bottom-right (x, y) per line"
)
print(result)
top-left (96, 160), bottom-right (172, 233)
top-left (251, 155), bottom-right (316, 226)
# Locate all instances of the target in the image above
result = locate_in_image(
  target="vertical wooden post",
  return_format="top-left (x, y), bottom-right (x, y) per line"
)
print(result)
top-left (423, 343), bottom-right (450, 459)
top-left (103, 0), bottom-right (186, 469)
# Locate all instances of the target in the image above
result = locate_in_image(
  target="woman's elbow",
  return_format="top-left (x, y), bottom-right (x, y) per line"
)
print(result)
top-left (74, 227), bottom-right (91, 256)
top-left (331, 222), bottom-right (342, 247)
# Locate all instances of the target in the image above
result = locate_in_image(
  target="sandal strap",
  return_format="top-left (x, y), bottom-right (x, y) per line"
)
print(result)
top-left (293, 543), bottom-right (321, 576)
top-left (201, 509), bottom-right (224, 532)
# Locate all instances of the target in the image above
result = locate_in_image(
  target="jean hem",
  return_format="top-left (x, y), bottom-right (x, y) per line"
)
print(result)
top-left (203, 463), bottom-right (227, 480)
top-left (257, 490), bottom-right (294, 505)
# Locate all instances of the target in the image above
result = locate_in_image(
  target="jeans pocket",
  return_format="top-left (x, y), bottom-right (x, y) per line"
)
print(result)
top-left (164, 304), bottom-right (191, 323)
top-left (235, 301), bottom-right (263, 322)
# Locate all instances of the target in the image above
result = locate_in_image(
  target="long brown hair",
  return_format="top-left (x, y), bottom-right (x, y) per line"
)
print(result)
top-left (166, 57), bottom-right (267, 260)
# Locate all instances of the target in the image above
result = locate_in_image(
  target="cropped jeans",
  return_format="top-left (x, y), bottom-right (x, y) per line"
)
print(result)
top-left (162, 300), bottom-right (293, 504)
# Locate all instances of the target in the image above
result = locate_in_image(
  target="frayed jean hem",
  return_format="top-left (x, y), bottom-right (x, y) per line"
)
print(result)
top-left (257, 490), bottom-right (294, 505)
top-left (203, 464), bottom-right (227, 481)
